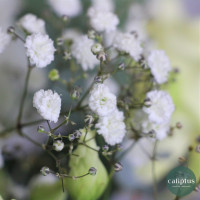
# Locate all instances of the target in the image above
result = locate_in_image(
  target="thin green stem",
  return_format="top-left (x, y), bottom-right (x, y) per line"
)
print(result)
top-left (17, 66), bottom-right (33, 126)
top-left (152, 140), bottom-right (158, 200)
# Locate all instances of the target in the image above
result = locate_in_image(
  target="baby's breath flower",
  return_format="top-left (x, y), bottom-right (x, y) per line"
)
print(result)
top-left (49, 69), bottom-right (59, 81)
top-left (89, 83), bottom-right (117, 117)
top-left (147, 50), bottom-right (172, 84)
top-left (33, 89), bottom-right (61, 123)
top-left (96, 110), bottom-right (126, 145)
top-left (25, 33), bottom-right (56, 68)
top-left (143, 90), bottom-right (175, 124)
top-left (88, 8), bottom-right (119, 33)
top-left (53, 140), bottom-right (64, 151)
top-left (71, 35), bottom-right (98, 71)
top-left (113, 32), bottom-right (143, 61)
top-left (18, 13), bottom-right (46, 34)
top-left (91, 0), bottom-right (114, 12)
top-left (0, 27), bottom-right (10, 54)
top-left (48, 0), bottom-right (82, 17)
top-left (91, 43), bottom-right (103, 55)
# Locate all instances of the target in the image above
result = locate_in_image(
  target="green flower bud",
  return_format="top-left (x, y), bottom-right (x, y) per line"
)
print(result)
top-left (40, 166), bottom-right (50, 176)
top-left (49, 69), bottom-right (59, 81)
top-left (88, 167), bottom-right (97, 176)
top-left (37, 125), bottom-right (45, 133)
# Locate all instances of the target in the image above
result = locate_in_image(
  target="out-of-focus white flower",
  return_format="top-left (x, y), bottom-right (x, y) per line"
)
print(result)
top-left (48, 0), bottom-right (82, 17)
top-left (71, 35), bottom-right (98, 70)
top-left (53, 140), bottom-right (64, 151)
top-left (88, 8), bottom-right (119, 33)
top-left (96, 110), bottom-right (126, 145)
top-left (25, 33), bottom-right (55, 68)
top-left (113, 32), bottom-right (143, 61)
top-left (147, 50), bottom-right (172, 84)
top-left (33, 89), bottom-right (61, 123)
top-left (132, 110), bottom-right (170, 140)
top-left (62, 28), bottom-right (81, 41)
top-left (91, 0), bottom-right (114, 12)
top-left (18, 13), bottom-right (46, 34)
top-left (0, 27), bottom-right (10, 54)
top-left (143, 90), bottom-right (175, 124)
top-left (89, 83), bottom-right (117, 116)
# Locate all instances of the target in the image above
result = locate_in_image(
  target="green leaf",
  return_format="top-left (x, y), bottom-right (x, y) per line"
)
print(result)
top-left (64, 129), bottom-right (108, 200)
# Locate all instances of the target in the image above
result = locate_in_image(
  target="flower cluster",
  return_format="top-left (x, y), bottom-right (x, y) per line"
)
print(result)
top-left (89, 83), bottom-right (126, 145)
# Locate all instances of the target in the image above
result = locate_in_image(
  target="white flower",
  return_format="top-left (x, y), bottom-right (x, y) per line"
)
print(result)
top-left (53, 140), bottom-right (64, 151)
top-left (96, 110), bottom-right (126, 145)
top-left (25, 33), bottom-right (56, 68)
top-left (132, 110), bottom-right (170, 140)
top-left (91, 0), bottom-right (114, 12)
top-left (71, 35), bottom-right (98, 70)
top-left (33, 89), bottom-right (61, 123)
top-left (147, 50), bottom-right (172, 84)
top-left (89, 83), bottom-right (117, 116)
top-left (143, 90), bottom-right (175, 124)
top-left (0, 27), bottom-right (10, 54)
top-left (88, 9), bottom-right (119, 33)
top-left (18, 13), bottom-right (46, 34)
top-left (113, 32), bottom-right (143, 61)
top-left (62, 28), bottom-right (81, 41)
top-left (48, 0), bottom-right (82, 17)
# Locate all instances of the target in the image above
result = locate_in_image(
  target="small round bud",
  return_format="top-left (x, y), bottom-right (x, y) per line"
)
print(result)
top-left (71, 88), bottom-right (80, 100)
top-left (56, 37), bottom-right (64, 46)
top-left (74, 130), bottom-right (82, 139)
top-left (97, 51), bottom-right (106, 62)
top-left (176, 122), bottom-right (182, 129)
top-left (63, 51), bottom-right (72, 61)
top-left (62, 15), bottom-right (69, 22)
top-left (91, 43), bottom-right (103, 55)
top-left (37, 125), bottom-right (45, 133)
top-left (85, 115), bottom-right (94, 125)
top-left (94, 76), bottom-right (103, 83)
top-left (173, 68), bottom-right (180, 74)
top-left (118, 63), bottom-right (125, 70)
top-left (195, 145), bottom-right (200, 153)
top-left (88, 30), bottom-right (96, 40)
top-left (178, 156), bottom-right (186, 163)
top-left (148, 130), bottom-right (156, 138)
top-left (102, 145), bottom-right (109, 152)
top-left (88, 167), bottom-right (97, 176)
top-left (7, 26), bottom-right (15, 34)
top-left (117, 144), bottom-right (123, 151)
top-left (40, 166), bottom-right (50, 176)
top-left (68, 134), bottom-right (75, 142)
top-left (144, 98), bottom-right (152, 107)
top-left (114, 162), bottom-right (123, 172)
top-left (53, 140), bottom-right (64, 152)
top-left (49, 69), bottom-right (60, 81)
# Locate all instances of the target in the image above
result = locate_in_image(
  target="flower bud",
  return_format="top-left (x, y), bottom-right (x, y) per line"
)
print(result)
top-left (7, 26), bottom-right (15, 34)
top-left (88, 30), bottom-right (96, 40)
top-left (56, 37), bottom-right (64, 46)
top-left (114, 162), bottom-right (123, 172)
top-left (85, 115), bottom-right (94, 125)
top-left (37, 125), bottom-right (45, 133)
top-left (71, 88), bottom-right (80, 100)
top-left (144, 98), bottom-right (152, 107)
top-left (195, 145), bottom-right (200, 153)
top-left (74, 130), bottom-right (82, 139)
top-left (176, 122), bottom-right (182, 129)
top-left (102, 145), bottom-right (109, 152)
top-left (40, 166), bottom-right (50, 176)
top-left (97, 51), bottom-right (106, 62)
top-left (53, 140), bottom-right (64, 151)
top-left (68, 134), bottom-right (76, 142)
top-left (49, 69), bottom-right (60, 81)
top-left (62, 15), bottom-right (69, 22)
top-left (94, 76), bottom-right (103, 83)
top-left (88, 167), bottom-right (97, 176)
top-left (63, 51), bottom-right (72, 60)
top-left (91, 43), bottom-right (103, 55)
top-left (178, 156), bottom-right (186, 163)
top-left (148, 130), bottom-right (156, 138)
top-left (118, 63), bottom-right (125, 70)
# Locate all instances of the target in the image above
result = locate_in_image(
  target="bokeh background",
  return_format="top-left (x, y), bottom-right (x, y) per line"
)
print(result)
top-left (0, 0), bottom-right (199, 199)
